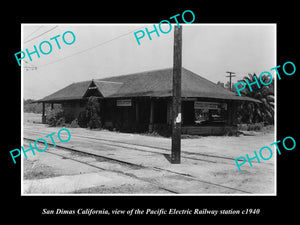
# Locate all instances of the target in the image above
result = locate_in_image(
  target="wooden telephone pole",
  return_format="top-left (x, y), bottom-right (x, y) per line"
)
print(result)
top-left (226, 71), bottom-right (236, 91)
top-left (171, 25), bottom-right (182, 164)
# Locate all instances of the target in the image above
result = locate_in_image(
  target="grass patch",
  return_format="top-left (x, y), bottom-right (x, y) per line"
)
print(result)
top-left (23, 159), bottom-right (59, 180)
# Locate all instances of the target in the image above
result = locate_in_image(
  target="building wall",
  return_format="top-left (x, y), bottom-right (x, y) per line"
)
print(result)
top-left (58, 97), bottom-right (238, 135)
top-left (62, 100), bottom-right (86, 120)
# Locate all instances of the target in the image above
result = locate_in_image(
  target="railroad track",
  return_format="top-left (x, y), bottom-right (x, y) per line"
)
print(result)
top-left (23, 134), bottom-right (252, 194)
top-left (24, 128), bottom-right (249, 164)
top-left (23, 138), bottom-right (178, 194)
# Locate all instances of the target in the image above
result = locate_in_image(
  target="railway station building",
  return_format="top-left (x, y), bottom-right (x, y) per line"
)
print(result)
top-left (36, 67), bottom-right (259, 135)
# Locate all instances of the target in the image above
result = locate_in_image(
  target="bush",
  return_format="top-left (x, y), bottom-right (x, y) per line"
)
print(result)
top-left (70, 119), bottom-right (80, 128)
top-left (237, 122), bottom-right (264, 131)
top-left (78, 111), bottom-right (88, 128)
top-left (24, 102), bottom-right (43, 113)
top-left (46, 108), bottom-right (64, 127)
top-left (45, 97), bottom-right (102, 129)
top-left (152, 124), bottom-right (171, 137)
top-left (55, 117), bottom-right (66, 127)
top-left (88, 114), bottom-right (102, 129)
top-left (64, 112), bottom-right (75, 124)
top-left (86, 96), bottom-right (102, 129)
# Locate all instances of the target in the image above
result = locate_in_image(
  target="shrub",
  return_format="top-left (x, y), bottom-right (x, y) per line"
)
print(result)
top-left (152, 124), bottom-right (171, 137)
top-left (55, 117), bottom-right (66, 127)
top-left (237, 122), bottom-right (264, 131)
top-left (46, 108), bottom-right (64, 127)
top-left (24, 101), bottom-right (43, 113)
top-left (64, 112), bottom-right (75, 124)
top-left (86, 96), bottom-right (102, 129)
top-left (88, 114), bottom-right (102, 129)
top-left (70, 119), bottom-right (80, 128)
top-left (78, 111), bottom-right (88, 128)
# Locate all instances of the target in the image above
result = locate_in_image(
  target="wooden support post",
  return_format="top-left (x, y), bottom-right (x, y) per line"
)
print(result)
top-left (225, 101), bottom-right (238, 135)
top-left (135, 99), bottom-right (139, 123)
top-left (51, 103), bottom-right (54, 110)
top-left (149, 99), bottom-right (154, 132)
top-left (42, 102), bottom-right (46, 124)
top-left (166, 99), bottom-right (171, 125)
top-left (171, 25), bottom-right (182, 164)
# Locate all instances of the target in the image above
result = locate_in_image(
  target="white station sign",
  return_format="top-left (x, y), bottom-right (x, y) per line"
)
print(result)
top-left (116, 99), bottom-right (132, 107)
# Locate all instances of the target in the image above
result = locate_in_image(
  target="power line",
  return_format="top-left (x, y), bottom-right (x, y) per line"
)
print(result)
top-left (24, 60), bottom-right (36, 67)
top-left (24, 26), bottom-right (44, 41)
top-left (24, 26), bottom-right (58, 44)
top-left (38, 26), bottom-right (146, 69)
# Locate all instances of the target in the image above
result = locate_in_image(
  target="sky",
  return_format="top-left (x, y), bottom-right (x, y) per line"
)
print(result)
top-left (22, 24), bottom-right (276, 100)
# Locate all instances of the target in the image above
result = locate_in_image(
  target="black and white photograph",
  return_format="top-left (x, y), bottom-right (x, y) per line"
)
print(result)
top-left (21, 23), bottom-right (276, 195)
top-left (4, 5), bottom-right (298, 220)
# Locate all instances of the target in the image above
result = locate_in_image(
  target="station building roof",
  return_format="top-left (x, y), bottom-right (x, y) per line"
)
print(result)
top-left (36, 67), bottom-right (260, 103)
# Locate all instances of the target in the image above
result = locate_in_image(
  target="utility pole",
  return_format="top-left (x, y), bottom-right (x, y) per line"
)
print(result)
top-left (24, 60), bottom-right (37, 71)
top-left (226, 71), bottom-right (236, 91)
top-left (171, 25), bottom-right (182, 164)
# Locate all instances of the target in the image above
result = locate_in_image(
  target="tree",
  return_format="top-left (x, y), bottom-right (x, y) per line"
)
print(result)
top-left (217, 81), bottom-right (225, 88)
top-left (46, 107), bottom-right (65, 127)
top-left (23, 99), bottom-right (43, 113)
top-left (86, 96), bottom-right (102, 129)
top-left (237, 73), bottom-right (274, 124)
top-left (217, 81), bottom-right (235, 92)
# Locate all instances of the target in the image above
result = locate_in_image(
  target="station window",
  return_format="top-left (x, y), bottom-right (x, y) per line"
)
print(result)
top-left (194, 102), bottom-right (227, 125)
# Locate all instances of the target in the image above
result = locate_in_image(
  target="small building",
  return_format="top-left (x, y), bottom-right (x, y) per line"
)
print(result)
top-left (36, 67), bottom-right (259, 135)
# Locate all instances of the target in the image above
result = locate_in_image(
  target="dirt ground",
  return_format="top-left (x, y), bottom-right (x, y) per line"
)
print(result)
top-left (22, 113), bottom-right (276, 195)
